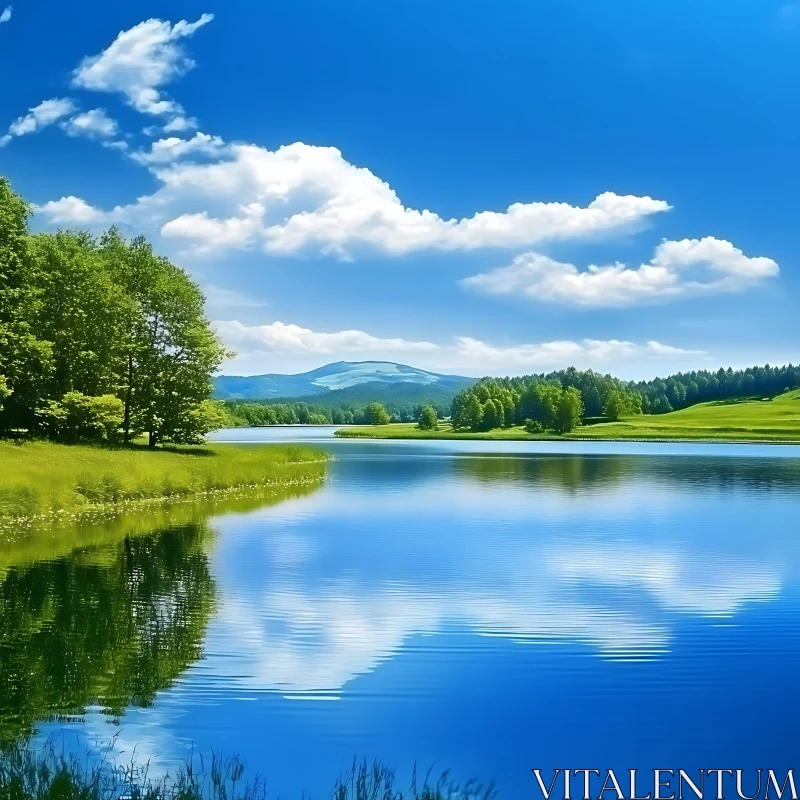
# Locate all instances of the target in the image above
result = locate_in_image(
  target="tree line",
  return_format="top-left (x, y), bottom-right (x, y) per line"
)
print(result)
top-left (632, 364), bottom-right (800, 413)
top-left (225, 398), bottom-right (446, 426)
top-left (450, 368), bottom-right (642, 433)
top-left (0, 177), bottom-right (228, 446)
top-left (227, 362), bottom-right (800, 433)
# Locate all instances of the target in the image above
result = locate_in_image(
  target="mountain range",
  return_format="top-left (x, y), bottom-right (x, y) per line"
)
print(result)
top-left (213, 361), bottom-right (474, 402)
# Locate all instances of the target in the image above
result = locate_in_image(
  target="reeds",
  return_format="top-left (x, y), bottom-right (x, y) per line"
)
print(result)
top-left (0, 742), bottom-right (497, 800)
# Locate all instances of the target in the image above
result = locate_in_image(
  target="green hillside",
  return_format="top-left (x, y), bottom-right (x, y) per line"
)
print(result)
top-left (577, 389), bottom-right (800, 441)
top-left (336, 390), bottom-right (800, 443)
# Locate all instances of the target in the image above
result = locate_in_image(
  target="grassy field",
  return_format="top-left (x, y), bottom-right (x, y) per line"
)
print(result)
top-left (0, 440), bottom-right (328, 525)
top-left (335, 390), bottom-right (800, 443)
top-left (575, 390), bottom-right (800, 442)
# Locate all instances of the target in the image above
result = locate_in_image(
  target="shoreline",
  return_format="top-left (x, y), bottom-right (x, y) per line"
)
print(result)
top-left (333, 425), bottom-right (800, 446)
top-left (0, 440), bottom-right (329, 529)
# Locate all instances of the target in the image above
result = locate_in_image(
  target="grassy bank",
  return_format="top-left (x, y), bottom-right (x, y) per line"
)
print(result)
top-left (335, 390), bottom-right (800, 443)
top-left (337, 422), bottom-right (561, 440)
top-left (0, 440), bottom-right (328, 526)
top-left (0, 744), bottom-right (495, 800)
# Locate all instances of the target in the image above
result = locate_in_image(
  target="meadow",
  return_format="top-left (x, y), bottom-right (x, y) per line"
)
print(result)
top-left (335, 390), bottom-right (800, 443)
top-left (576, 389), bottom-right (800, 442)
top-left (0, 441), bottom-right (328, 525)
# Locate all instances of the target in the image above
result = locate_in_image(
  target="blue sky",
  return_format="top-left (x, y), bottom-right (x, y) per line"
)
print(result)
top-left (1, 0), bottom-right (798, 378)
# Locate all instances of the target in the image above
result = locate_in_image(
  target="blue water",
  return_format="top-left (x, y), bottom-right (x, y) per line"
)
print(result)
top-left (23, 432), bottom-right (800, 797)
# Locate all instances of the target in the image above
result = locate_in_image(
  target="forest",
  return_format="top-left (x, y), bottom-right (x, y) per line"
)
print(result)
top-left (233, 363), bottom-right (800, 435)
top-left (0, 177), bottom-right (228, 446)
top-left (447, 364), bottom-right (800, 434)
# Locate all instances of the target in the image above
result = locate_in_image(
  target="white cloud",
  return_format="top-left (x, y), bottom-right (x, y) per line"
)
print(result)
top-left (451, 337), bottom-right (704, 371)
top-left (61, 108), bottom-right (119, 139)
top-left (129, 131), bottom-right (227, 165)
top-left (36, 195), bottom-right (108, 225)
top-left (213, 319), bottom-right (704, 376)
top-left (71, 14), bottom-right (213, 129)
top-left (0, 6), bottom-right (11, 23)
top-left (215, 320), bottom-right (439, 369)
top-left (36, 16), bottom-right (672, 259)
top-left (462, 237), bottom-right (779, 307)
top-left (1, 97), bottom-right (77, 146)
top-left (40, 140), bottom-right (671, 257)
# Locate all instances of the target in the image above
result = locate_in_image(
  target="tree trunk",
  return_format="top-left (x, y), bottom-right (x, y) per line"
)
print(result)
top-left (123, 353), bottom-right (133, 443)
top-left (148, 430), bottom-right (157, 448)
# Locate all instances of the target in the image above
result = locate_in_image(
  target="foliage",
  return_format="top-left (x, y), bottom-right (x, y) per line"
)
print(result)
top-left (36, 392), bottom-right (124, 442)
top-left (224, 393), bottom-right (454, 427)
top-left (0, 525), bottom-right (216, 744)
top-left (417, 405), bottom-right (438, 430)
top-left (0, 441), bottom-right (327, 523)
top-left (452, 377), bottom-right (587, 433)
top-left (632, 364), bottom-right (800, 414)
top-left (0, 746), bottom-right (494, 800)
top-left (366, 402), bottom-right (391, 425)
top-left (603, 388), bottom-right (642, 420)
top-left (224, 365), bottom-right (800, 432)
top-left (0, 178), bottom-right (230, 445)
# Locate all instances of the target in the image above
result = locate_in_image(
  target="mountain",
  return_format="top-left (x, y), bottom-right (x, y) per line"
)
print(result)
top-left (213, 361), bottom-right (474, 401)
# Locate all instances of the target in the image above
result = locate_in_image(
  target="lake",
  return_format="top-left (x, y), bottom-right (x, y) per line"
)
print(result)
top-left (3, 430), bottom-right (800, 798)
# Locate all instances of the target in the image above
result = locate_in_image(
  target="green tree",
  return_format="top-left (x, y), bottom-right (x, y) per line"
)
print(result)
top-left (418, 405), bottom-right (438, 430)
top-left (101, 234), bottom-right (230, 447)
top-left (465, 395), bottom-right (483, 430)
top-left (27, 230), bottom-right (133, 402)
top-left (366, 402), bottom-right (390, 425)
top-left (554, 386), bottom-right (583, 433)
top-left (38, 391), bottom-right (124, 442)
top-left (482, 398), bottom-right (500, 430)
top-left (0, 178), bottom-right (52, 433)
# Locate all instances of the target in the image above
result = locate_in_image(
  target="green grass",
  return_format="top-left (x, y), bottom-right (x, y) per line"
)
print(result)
top-left (335, 390), bottom-right (800, 443)
top-left (0, 440), bottom-right (328, 525)
top-left (335, 422), bottom-right (561, 440)
top-left (0, 743), bottom-right (495, 800)
top-left (575, 389), bottom-right (800, 442)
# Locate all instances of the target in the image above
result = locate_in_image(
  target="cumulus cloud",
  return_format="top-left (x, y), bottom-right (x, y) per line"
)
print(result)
top-left (39, 140), bottom-right (670, 257)
top-left (0, 6), bottom-right (11, 23)
top-left (61, 108), bottom-right (119, 139)
top-left (31, 15), bottom-right (673, 259)
top-left (451, 336), bottom-right (704, 371)
top-left (71, 14), bottom-right (213, 130)
top-left (213, 319), bottom-right (704, 376)
top-left (36, 195), bottom-right (109, 225)
top-left (129, 131), bottom-right (227, 165)
top-left (215, 321), bottom-right (439, 368)
top-left (462, 237), bottom-right (779, 307)
top-left (0, 97), bottom-right (77, 146)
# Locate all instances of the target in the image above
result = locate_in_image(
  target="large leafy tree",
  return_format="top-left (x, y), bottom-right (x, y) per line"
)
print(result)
top-left (0, 177), bottom-right (231, 444)
top-left (101, 232), bottom-right (230, 446)
top-left (0, 178), bottom-right (52, 432)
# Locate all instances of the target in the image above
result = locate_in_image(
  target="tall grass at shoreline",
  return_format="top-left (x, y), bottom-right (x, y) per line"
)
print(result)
top-left (0, 441), bottom-right (328, 525)
top-left (0, 742), bottom-right (496, 800)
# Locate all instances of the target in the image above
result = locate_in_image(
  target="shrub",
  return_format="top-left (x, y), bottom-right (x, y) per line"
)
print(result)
top-left (524, 419), bottom-right (544, 434)
top-left (417, 405), bottom-right (438, 430)
top-left (37, 392), bottom-right (124, 442)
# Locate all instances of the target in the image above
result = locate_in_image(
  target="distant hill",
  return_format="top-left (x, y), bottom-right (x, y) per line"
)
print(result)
top-left (213, 361), bottom-right (473, 401)
top-left (271, 379), bottom-right (473, 410)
